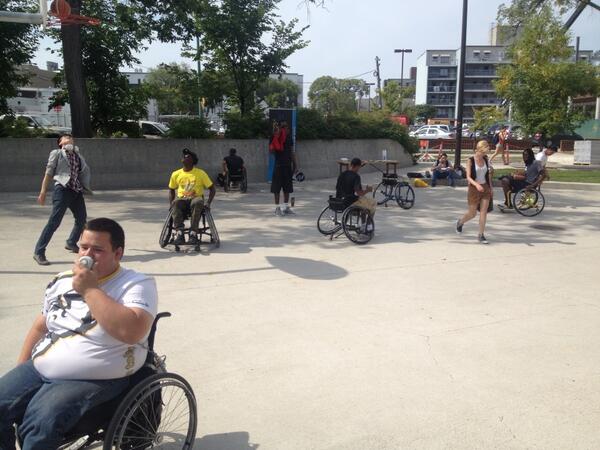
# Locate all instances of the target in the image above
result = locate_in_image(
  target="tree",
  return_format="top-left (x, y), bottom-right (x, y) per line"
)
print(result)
top-left (144, 63), bottom-right (202, 115)
top-left (308, 76), bottom-right (366, 115)
top-left (494, 5), bottom-right (600, 136)
top-left (0, 0), bottom-right (40, 113)
top-left (195, 0), bottom-right (308, 116)
top-left (405, 104), bottom-right (436, 123)
top-left (55, 0), bottom-right (198, 136)
top-left (380, 81), bottom-right (415, 114)
top-left (472, 106), bottom-right (506, 133)
top-left (256, 77), bottom-right (300, 108)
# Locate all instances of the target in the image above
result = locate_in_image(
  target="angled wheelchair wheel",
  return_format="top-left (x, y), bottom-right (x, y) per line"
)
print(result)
top-left (513, 188), bottom-right (545, 217)
top-left (205, 210), bottom-right (220, 248)
top-left (159, 209), bottom-right (174, 248)
top-left (240, 175), bottom-right (248, 193)
top-left (317, 206), bottom-right (342, 235)
top-left (342, 206), bottom-right (374, 245)
top-left (394, 182), bottom-right (415, 209)
top-left (372, 182), bottom-right (393, 206)
top-left (103, 373), bottom-right (197, 450)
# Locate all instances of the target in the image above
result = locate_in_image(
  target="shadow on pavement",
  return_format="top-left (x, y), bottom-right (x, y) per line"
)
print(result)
top-left (195, 431), bottom-right (259, 450)
top-left (265, 256), bottom-right (348, 280)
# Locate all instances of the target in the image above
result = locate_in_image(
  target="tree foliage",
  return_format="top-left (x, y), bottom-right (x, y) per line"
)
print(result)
top-left (495, 5), bottom-right (600, 135)
top-left (144, 63), bottom-right (202, 115)
top-left (472, 106), bottom-right (506, 132)
top-left (195, 0), bottom-right (308, 116)
top-left (380, 81), bottom-right (415, 115)
top-left (0, 0), bottom-right (40, 113)
top-left (308, 76), bottom-right (366, 115)
top-left (256, 77), bottom-right (300, 108)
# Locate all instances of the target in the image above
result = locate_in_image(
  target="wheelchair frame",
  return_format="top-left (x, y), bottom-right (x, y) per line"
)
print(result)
top-left (317, 196), bottom-right (375, 245)
top-left (370, 168), bottom-right (415, 210)
top-left (159, 203), bottom-right (220, 252)
top-left (499, 172), bottom-right (547, 217)
top-left (223, 169), bottom-right (248, 193)
top-left (18, 312), bottom-right (198, 450)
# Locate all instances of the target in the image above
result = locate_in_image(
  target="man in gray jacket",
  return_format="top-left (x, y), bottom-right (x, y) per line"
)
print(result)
top-left (33, 134), bottom-right (91, 265)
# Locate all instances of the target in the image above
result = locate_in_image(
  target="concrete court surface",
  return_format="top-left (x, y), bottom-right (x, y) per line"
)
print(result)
top-left (1, 174), bottom-right (600, 450)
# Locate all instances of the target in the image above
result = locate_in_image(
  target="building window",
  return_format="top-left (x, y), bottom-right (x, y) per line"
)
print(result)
top-left (440, 68), bottom-right (448, 77)
top-left (440, 54), bottom-right (450, 64)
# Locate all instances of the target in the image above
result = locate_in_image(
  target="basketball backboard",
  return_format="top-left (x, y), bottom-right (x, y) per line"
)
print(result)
top-left (0, 0), bottom-right (47, 27)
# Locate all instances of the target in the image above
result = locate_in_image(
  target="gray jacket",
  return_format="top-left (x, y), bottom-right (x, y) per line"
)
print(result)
top-left (45, 146), bottom-right (92, 193)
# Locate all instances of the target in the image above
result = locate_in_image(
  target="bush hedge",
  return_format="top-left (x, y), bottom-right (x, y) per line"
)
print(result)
top-left (167, 117), bottom-right (214, 139)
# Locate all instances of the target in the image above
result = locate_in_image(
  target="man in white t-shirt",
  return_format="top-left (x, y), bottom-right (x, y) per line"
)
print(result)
top-left (0, 218), bottom-right (158, 449)
top-left (535, 144), bottom-right (557, 167)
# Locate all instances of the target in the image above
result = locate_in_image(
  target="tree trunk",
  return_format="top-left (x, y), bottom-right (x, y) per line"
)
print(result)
top-left (61, 0), bottom-right (92, 137)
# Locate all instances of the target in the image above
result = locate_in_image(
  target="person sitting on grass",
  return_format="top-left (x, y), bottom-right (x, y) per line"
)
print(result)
top-left (431, 152), bottom-right (457, 187)
top-left (498, 148), bottom-right (544, 210)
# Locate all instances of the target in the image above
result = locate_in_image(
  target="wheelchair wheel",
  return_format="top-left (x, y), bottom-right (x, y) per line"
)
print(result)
top-left (224, 173), bottom-right (230, 192)
top-left (342, 206), bottom-right (374, 245)
top-left (317, 206), bottom-right (342, 235)
top-left (205, 210), bottom-right (220, 248)
top-left (159, 209), bottom-right (174, 248)
top-left (372, 182), bottom-right (393, 206)
top-left (394, 182), bottom-right (415, 209)
top-left (103, 373), bottom-right (197, 450)
top-left (240, 175), bottom-right (248, 193)
top-left (513, 188), bottom-right (545, 217)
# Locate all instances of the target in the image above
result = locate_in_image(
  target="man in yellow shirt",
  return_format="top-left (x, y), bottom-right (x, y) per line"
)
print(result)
top-left (168, 149), bottom-right (216, 245)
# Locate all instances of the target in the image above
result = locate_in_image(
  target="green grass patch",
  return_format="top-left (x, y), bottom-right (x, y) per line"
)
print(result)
top-left (492, 168), bottom-right (600, 183)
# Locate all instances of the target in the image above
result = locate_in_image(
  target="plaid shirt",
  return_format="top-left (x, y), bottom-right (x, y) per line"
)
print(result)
top-left (65, 150), bottom-right (83, 192)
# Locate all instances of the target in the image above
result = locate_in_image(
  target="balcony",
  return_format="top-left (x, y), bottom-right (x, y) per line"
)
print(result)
top-left (428, 86), bottom-right (456, 93)
top-left (464, 70), bottom-right (497, 77)
top-left (463, 84), bottom-right (494, 91)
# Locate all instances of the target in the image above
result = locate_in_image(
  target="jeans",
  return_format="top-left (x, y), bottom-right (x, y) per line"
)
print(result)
top-left (172, 197), bottom-right (204, 232)
top-left (34, 185), bottom-right (87, 256)
top-left (431, 169), bottom-right (456, 186)
top-left (0, 360), bottom-right (129, 450)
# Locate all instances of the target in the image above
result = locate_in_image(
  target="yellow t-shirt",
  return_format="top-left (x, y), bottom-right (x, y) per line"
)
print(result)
top-left (168, 168), bottom-right (213, 199)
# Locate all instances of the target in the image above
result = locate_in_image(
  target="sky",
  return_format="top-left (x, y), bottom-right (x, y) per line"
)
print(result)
top-left (32, 0), bottom-right (600, 96)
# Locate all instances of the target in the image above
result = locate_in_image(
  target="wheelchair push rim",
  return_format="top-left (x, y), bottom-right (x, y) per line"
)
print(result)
top-left (103, 372), bottom-right (197, 450)
top-left (513, 189), bottom-right (545, 217)
top-left (317, 206), bottom-right (342, 235)
top-left (394, 182), bottom-right (415, 209)
top-left (342, 206), bottom-right (374, 244)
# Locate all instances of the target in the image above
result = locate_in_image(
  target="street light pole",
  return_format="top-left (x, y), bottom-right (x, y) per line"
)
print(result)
top-left (454, 0), bottom-right (468, 168)
top-left (394, 48), bottom-right (412, 90)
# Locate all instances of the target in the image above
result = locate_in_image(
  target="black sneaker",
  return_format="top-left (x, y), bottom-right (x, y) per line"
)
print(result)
top-left (455, 219), bottom-right (463, 234)
top-left (172, 233), bottom-right (185, 245)
top-left (478, 234), bottom-right (489, 244)
top-left (188, 233), bottom-right (199, 245)
top-left (33, 254), bottom-right (50, 266)
top-left (65, 243), bottom-right (79, 253)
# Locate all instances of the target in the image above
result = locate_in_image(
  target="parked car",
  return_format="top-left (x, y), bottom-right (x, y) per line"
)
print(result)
top-left (409, 124), bottom-right (452, 138)
top-left (139, 120), bottom-right (169, 138)
top-left (0, 113), bottom-right (71, 137)
top-left (410, 125), bottom-right (455, 139)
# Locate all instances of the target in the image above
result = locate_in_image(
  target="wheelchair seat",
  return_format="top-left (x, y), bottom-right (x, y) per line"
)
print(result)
top-left (327, 196), bottom-right (347, 212)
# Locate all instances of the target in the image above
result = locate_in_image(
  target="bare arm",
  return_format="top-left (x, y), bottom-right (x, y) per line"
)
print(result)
top-left (17, 314), bottom-right (47, 364)
top-left (222, 160), bottom-right (227, 174)
top-left (72, 265), bottom-right (153, 345)
top-left (206, 184), bottom-right (216, 207)
top-left (37, 174), bottom-right (52, 205)
top-left (292, 152), bottom-right (298, 174)
top-left (169, 188), bottom-right (176, 204)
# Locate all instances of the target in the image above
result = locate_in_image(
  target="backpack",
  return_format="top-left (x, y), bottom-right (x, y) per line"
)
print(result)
top-left (492, 132), bottom-right (500, 146)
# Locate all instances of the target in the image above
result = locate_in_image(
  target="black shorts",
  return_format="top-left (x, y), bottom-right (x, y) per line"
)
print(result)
top-left (509, 178), bottom-right (528, 192)
top-left (271, 164), bottom-right (293, 194)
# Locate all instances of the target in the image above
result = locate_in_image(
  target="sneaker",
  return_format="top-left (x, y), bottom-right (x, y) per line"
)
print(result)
top-left (366, 223), bottom-right (374, 232)
top-left (188, 232), bottom-right (199, 245)
top-left (172, 232), bottom-right (185, 245)
top-left (478, 234), bottom-right (489, 244)
top-left (33, 254), bottom-right (50, 266)
top-left (65, 243), bottom-right (79, 253)
top-left (283, 207), bottom-right (295, 215)
top-left (455, 219), bottom-right (463, 234)
top-left (275, 206), bottom-right (283, 216)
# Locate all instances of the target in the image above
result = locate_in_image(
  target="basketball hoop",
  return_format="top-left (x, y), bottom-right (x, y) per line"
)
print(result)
top-left (48, 0), bottom-right (100, 26)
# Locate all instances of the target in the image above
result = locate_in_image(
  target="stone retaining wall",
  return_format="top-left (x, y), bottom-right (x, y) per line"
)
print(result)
top-left (0, 138), bottom-right (412, 192)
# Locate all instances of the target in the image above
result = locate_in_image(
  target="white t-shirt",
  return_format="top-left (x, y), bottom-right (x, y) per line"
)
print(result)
top-left (474, 161), bottom-right (488, 184)
top-left (535, 151), bottom-right (548, 167)
top-left (32, 267), bottom-right (158, 380)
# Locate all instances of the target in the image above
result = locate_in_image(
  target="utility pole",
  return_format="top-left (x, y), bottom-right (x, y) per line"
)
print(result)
top-left (374, 56), bottom-right (382, 109)
top-left (454, 0), bottom-right (468, 168)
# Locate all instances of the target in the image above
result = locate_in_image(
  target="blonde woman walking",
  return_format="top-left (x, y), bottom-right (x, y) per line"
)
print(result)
top-left (455, 140), bottom-right (492, 244)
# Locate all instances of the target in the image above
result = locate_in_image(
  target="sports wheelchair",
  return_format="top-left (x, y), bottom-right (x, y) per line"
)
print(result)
top-left (17, 312), bottom-right (197, 450)
top-left (372, 172), bottom-right (415, 210)
top-left (159, 202), bottom-right (220, 252)
top-left (499, 173), bottom-right (547, 217)
top-left (317, 196), bottom-right (375, 245)
top-left (223, 168), bottom-right (247, 193)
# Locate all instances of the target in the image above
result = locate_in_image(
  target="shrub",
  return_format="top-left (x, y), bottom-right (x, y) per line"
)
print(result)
top-left (0, 116), bottom-right (44, 138)
top-left (96, 121), bottom-right (142, 138)
top-left (167, 118), bottom-right (214, 139)
top-left (223, 109), bottom-right (270, 139)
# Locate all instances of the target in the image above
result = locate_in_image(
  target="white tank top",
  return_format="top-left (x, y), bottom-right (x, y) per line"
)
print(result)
top-left (474, 160), bottom-right (488, 184)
